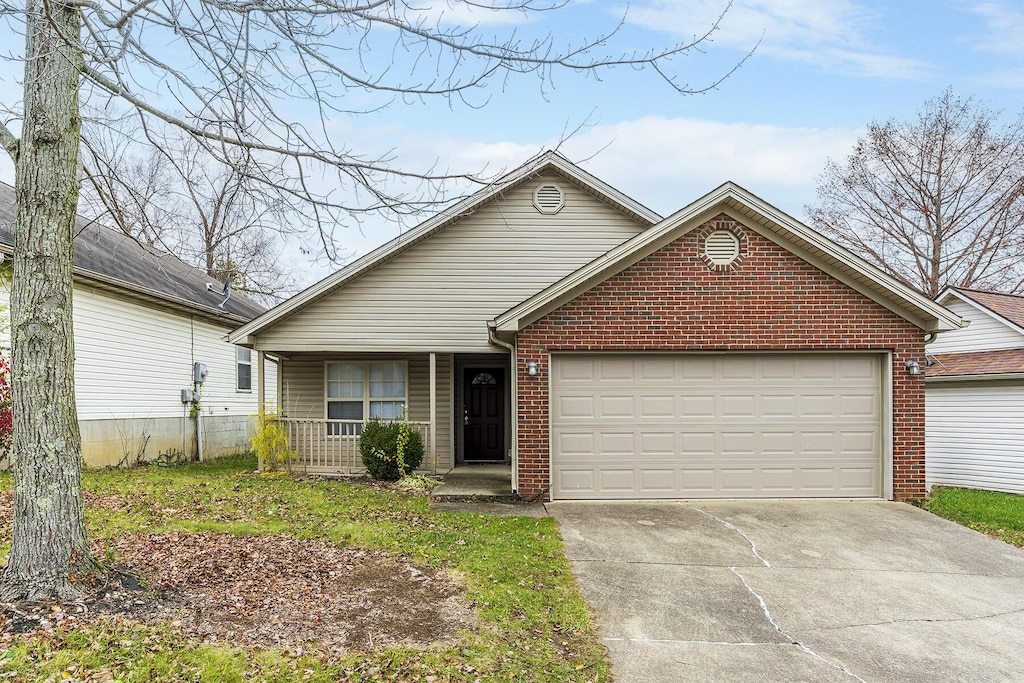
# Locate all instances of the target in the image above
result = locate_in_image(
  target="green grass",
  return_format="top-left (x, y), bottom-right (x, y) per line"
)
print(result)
top-left (0, 456), bottom-right (610, 682)
top-left (925, 486), bottom-right (1024, 548)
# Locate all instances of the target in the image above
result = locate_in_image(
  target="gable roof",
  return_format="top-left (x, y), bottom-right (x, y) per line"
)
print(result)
top-left (0, 182), bottom-right (265, 325)
top-left (493, 181), bottom-right (964, 335)
top-left (228, 150), bottom-right (662, 344)
top-left (938, 287), bottom-right (1024, 337)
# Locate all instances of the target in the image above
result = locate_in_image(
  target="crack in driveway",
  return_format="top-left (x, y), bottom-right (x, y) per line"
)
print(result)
top-left (685, 504), bottom-right (773, 568)
top-left (688, 506), bottom-right (867, 681)
top-left (794, 606), bottom-right (1024, 633)
top-left (730, 566), bottom-right (868, 683)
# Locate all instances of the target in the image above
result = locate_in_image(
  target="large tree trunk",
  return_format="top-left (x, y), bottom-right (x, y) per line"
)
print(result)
top-left (0, 0), bottom-right (103, 601)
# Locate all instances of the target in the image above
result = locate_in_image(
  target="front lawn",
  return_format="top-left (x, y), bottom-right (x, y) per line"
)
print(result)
top-left (0, 456), bottom-right (610, 682)
top-left (924, 486), bottom-right (1024, 549)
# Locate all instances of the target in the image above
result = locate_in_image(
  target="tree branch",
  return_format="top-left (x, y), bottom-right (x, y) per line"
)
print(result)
top-left (0, 120), bottom-right (19, 161)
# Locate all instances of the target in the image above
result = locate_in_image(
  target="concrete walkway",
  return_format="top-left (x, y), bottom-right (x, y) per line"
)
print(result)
top-left (430, 464), bottom-right (513, 499)
top-left (548, 500), bottom-right (1024, 682)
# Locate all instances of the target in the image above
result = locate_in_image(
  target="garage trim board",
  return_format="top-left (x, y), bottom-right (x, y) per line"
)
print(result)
top-left (549, 352), bottom-right (889, 500)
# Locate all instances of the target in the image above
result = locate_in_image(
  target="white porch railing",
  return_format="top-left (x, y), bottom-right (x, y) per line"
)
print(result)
top-left (279, 418), bottom-right (432, 475)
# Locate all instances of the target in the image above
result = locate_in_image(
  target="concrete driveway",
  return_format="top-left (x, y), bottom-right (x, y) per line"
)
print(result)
top-left (547, 500), bottom-right (1024, 682)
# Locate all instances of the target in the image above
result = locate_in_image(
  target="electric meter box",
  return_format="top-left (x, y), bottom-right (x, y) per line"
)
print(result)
top-left (193, 362), bottom-right (208, 383)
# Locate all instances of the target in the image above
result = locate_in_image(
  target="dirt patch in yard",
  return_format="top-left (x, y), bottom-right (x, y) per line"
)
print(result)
top-left (1, 531), bottom-right (476, 653)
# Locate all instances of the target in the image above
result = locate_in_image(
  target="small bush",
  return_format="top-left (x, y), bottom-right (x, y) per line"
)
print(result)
top-left (360, 417), bottom-right (424, 481)
top-left (251, 411), bottom-right (296, 471)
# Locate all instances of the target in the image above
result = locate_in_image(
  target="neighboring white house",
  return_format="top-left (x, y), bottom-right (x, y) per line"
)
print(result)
top-left (0, 182), bottom-right (277, 467)
top-left (925, 288), bottom-right (1024, 494)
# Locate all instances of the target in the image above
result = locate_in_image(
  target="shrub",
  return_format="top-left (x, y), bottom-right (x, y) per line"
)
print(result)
top-left (0, 352), bottom-right (11, 460)
top-left (251, 410), bottom-right (296, 471)
top-left (360, 417), bottom-right (424, 480)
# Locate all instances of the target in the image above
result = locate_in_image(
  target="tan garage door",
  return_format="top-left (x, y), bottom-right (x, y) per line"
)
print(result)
top-left (551, 354), bottom-right (882, 500)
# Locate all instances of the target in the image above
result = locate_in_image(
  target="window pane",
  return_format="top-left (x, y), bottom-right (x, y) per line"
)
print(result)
top-left (370, 400), bottom-right (405, 419)
top-left (237, 364), bottom-right (252, 391)
top-left (327, 401), bottom-right (363, 420)
top-left (236, 346), bottom-right (252, 363)
top-left (327, 363), bottom-right (363, 398)
top-left (369, 363), bottom-right (406, 399)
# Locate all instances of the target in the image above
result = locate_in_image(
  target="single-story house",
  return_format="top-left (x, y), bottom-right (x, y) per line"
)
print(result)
top-left (0, 181), bottom-right (277, 466)
top-left (229, 151), bottom-right (962, 501)
top-left (925, 287), bottom-right (1024, 494)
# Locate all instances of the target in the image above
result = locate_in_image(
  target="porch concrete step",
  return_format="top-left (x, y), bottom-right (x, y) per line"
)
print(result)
top-left (430, 464), bottom-right (517, 502)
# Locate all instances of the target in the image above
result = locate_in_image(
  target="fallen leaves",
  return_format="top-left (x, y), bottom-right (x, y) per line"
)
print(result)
top-left (2, 532), bottom-right (476, 655)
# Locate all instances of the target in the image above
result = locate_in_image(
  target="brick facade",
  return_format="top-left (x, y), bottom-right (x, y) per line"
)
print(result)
top-left (515, 214), bottom-right (927, 501)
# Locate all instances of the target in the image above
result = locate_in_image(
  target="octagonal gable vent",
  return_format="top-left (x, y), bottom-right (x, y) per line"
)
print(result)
top-left (704, 229), bottom-right (740, 265)
top-left (533, 183), bottom-right (565, 214)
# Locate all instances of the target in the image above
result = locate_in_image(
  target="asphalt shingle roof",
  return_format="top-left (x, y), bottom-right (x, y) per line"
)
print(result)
top-left (927, 349), bottom-right (1024, 378)
top-left (0, 182), bottom-right (265, 322)
top-left (953, 288), bottom-right (1024, 331)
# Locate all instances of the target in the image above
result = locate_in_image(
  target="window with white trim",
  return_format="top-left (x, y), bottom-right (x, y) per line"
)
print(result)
top-left (326, 361), bottom-right (407, 436)
top-left (236, 346), bottom-right (252, 391)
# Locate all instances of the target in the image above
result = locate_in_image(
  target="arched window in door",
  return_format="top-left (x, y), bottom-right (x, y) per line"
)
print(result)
top-left (471, 372), bottom-right (497, 385)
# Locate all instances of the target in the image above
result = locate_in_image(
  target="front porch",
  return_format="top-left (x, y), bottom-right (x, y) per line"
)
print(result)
top-left (257, 350), bottom-right (514, 476)
top-left (281, 418), bottom-right (434, 474)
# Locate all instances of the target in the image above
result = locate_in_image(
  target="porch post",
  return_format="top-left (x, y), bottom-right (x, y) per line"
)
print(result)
top-left (429, 352), bottom-right (437, 475)
top-left (257, 350), bottom-right (266, 471)
top-left (257, 350), bottom-right (266, 413)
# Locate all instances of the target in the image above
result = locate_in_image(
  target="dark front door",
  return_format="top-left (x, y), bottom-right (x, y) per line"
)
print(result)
top-left (463, 368), bottom-right (505, 461)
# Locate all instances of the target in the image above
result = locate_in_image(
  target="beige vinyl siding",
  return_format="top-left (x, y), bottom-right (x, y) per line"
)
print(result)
top-left (0, 282), bottom-right (265, 421)
top-left (929, 300), bottom-right (1024, 354)
top-left (279, 353), bottom-right (453, 470)
top-left (926, 380), bottom-right (1024, 494)
top-left (256, 174), bottom-right (647, 353)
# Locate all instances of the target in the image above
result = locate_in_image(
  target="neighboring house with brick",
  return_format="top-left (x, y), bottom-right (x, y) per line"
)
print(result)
top-left (925, 288), bottom-right (1024, 494)
top-left (0, 182), bottom-right (277, 466)
top-left (229, 151), bottom-right (962, 501)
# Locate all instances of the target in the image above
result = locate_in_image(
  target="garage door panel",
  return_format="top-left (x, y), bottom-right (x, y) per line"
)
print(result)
top-left (721, 395), bottom-right (757, 417)
top-left (598, 395), bottom-right (635, 418)
top-left (551, 354), bottom-right (882, 499)
top-left (640, 395), bottom-right (675, 418)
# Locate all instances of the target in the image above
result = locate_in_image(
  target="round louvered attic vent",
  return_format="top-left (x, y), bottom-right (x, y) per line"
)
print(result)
top-left (533, 183), bottom-right (565, 214)
top-left (704, 229), bottom-right (740, 265)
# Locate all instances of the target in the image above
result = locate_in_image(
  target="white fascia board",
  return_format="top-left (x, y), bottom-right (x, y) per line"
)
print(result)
top-left (495, 181), bottom-right (965, 334)
top-left (939, 289), bottom-right (1024, 338)
top-left (228, 151), bottom-right (661, 344)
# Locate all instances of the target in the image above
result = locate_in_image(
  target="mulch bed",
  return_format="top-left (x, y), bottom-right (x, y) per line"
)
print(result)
top-left (0, 528), bottom-right (476, 653)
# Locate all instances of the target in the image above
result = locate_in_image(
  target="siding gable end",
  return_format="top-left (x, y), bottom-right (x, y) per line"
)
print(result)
top-left (255, 174), bottom-right (649, 353)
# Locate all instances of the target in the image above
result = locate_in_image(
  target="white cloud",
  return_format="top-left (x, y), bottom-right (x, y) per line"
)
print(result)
top-left (557, 116), bottom-right (860, 218)
top-left (970, 1), bottom-right (1024, 56)
top-left (621, 0), bottom-right (928, 78)
top-left (344, 115), bottom-right (861, 227)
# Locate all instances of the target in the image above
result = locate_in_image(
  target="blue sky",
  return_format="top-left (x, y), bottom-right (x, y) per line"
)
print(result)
top-left (2, 0), bottom-right (1024, 288)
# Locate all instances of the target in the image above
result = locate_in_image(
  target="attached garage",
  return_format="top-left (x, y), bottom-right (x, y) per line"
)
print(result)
top-left (550, 354), bottom-right (884, 499)
top-left (494, 186), bottom-right (963, 502)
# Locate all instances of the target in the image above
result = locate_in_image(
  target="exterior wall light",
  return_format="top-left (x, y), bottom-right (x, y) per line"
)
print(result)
top-left (527, 361), bottom-right (538, 376)
top-left (905, 359), bottom-right (921, 375)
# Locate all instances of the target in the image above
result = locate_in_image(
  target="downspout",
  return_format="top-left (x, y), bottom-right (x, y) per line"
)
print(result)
top-left (487, 322), bottom-right (518, 495)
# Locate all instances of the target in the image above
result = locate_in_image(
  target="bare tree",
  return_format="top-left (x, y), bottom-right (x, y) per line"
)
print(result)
top-left (81, 122), bottom-right (300, 303)
top-left (79, 117), bottom-right (177, 247)
top-left (0, 0), bottom-right (746, 601)
top-left (807, 88), bottom-right (1024, 297)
